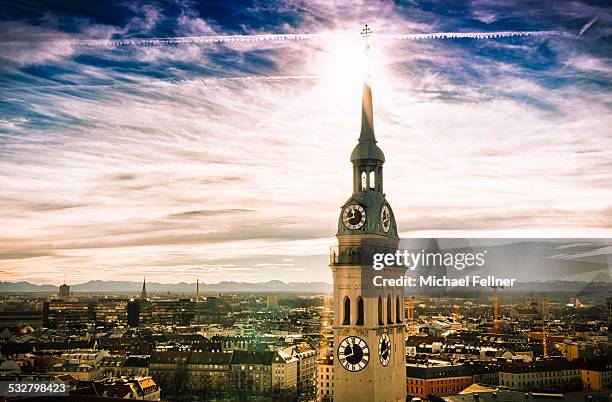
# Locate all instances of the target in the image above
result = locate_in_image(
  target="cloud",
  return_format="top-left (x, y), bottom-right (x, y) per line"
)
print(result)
top-left (0, 0), bottom-right (611, 284)
top-left (0, 252), bottom-right (55, 260)
top-left (168, 209), bottom-right (254, 218)
top-left (122, 3), bottom-right (163, 33)
top-left (0, 21), bottom-right (78, 65)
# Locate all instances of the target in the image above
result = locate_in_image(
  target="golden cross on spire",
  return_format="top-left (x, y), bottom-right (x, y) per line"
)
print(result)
top-left (360, 24), bottom-right (372, 43)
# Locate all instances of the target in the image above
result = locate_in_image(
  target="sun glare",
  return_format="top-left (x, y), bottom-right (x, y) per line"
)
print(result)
top-left (322, 33), bottom-right (368, 86)
top-left (316, 31), bottom-right (390, 105)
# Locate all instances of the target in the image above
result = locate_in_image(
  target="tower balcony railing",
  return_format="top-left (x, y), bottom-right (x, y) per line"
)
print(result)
top-left (329, 244), bottom-right (398, 266)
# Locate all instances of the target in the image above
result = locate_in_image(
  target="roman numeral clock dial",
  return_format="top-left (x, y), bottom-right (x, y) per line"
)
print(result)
top-left (338, 336), bottom-right (370, 372)
top-left (342, 204), bottom-right (366, 230)
top-left (379, 332), bottom-right (391, 366)
top-left (381, 205), bottom-right (391, 233)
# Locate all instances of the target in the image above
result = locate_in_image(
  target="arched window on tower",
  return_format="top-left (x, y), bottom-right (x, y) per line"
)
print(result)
top-left (369, 171), bottom-right (375, 189)
top-left (377, 296), bottom-right (383, 325)
top-left (387, 295), bottom-right (393, 324)
top-left (343, 296), bottom-right (350, 325)
top-left (361, 172), bottom-right (367, 191)
top-left (356, 297), bottom-right (364, 325)
top-left (396, 296), bottom-right (402, 323)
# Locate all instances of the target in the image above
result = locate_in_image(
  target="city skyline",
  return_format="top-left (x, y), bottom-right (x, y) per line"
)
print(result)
top-left (1, 0), bottom-right (612, 285)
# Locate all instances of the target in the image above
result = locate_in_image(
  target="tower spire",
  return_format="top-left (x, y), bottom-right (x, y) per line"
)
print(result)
top-left (141, 276), bottom-right (147, 299)
top-left (360, 80), bottom-right (375, 143)
top-left (351, 24), bottom-right (384, 166)
top-left (359, 24), bottom-right (375, 144)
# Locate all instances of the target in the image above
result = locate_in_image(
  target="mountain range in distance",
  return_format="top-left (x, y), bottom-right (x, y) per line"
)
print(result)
top-left (0, 280), bottom-right (332, 293)
top-left (0, 279), bottom-right (609, 294)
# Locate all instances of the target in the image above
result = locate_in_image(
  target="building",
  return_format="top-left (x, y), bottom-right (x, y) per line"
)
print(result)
top-left (446, 383), bottom-right (610, 402)
top-left (149, 350), bottom-right (233, 400)
top-left (511, 306), bottom-right (540, 320)
top-left (94, 298), bottom-right (128, 323)
top-left (47, 361), bottom-right (101, 381)
top-left (581, 357), bottom-right (612, 391)
top-left (59, 349), bottom-right (110, 366)
top-left (272, 349), bottom-right (298, 391)
top-left (201, 296), bottom-right (226, 324)
top-left (498, 359), bottom-right (581, 392)
top-left (98, 356), bottom-right (128, 378)
top-left (124, 355), bottom-right (151, 377)
top-left (141, 299), bottom-right (196, 326)
top-left (464, 360), bottom-right (512, 386)
top-left (561, 339), bottom-right (597, 361)
top-left (188, 351), bottom-right (232, 399)
top-left (317, 353), bottom-right (334, 401)
top-left (98, 377), bottom-right (160, 400)
top-left (0, 302), bottom-right (43, 329)
top-left (148, 351), bottom-right (190, 400)
top-left (148, 349), bottom-right (298, 400)
top-left (211, 335), bottom-right (253, 351)
top-left (99, 355), bottom-right (150, 379)
top-left (45, 349), bottom-right (108, 381)
top-left (97, 335), bottom-right (151, 355)
top-left (59, 283), bottom-right (70, 298)
top-left (43, 300), bottom-right (95, 328)
top-left (267, 295), bottom-right (279, 310)
top-left (329, 45), bottom-right (406, 401)
top-left (406, 363), bottom-right (473, 398)
top-left (284, 342), bottom-right (317, 394)
top-left (229, 351), bottom-right (274, 398)
top-left (127, 300), bottom-right (141, 327)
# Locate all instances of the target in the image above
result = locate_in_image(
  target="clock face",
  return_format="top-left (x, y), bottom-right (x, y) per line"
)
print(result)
top-left (342, 204), bottom-right (366, 230)
top-left (338, 336), bottom-right (370, 372)
top-left (381, 205), bottom-right (391, 233)
top-left (378, 332), bottom-right (391, 366)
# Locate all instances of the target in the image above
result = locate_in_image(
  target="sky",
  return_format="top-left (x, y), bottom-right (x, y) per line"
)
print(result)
top-left (0, 0), bottom-right (611, 285)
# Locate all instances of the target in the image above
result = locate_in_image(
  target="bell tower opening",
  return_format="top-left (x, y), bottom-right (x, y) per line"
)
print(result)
top-left (342, 296), bottom-right (351, 325)
top-left (356, 296), bottom-right (364, 325)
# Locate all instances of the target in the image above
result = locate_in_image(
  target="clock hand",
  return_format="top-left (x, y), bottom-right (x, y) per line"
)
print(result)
top-left (344, 344), bottom-right (354, 358)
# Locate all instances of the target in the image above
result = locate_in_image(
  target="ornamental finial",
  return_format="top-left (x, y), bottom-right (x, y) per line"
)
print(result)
top-left (360, 24), bottom-right (372, 43)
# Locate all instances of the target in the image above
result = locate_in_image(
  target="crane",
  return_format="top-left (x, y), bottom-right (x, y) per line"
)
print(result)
top-left (542, 325), bottom-right (549, 358)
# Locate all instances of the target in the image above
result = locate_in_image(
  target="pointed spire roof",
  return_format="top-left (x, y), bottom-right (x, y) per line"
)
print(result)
top-left (351, 80), bottom-right (385, 163)
top-left (359, 81), bottom-right (375, 142)
top-left (351, 29), bottom-right (385, 163)
top-left (141, 277), bottom-right (148, 299)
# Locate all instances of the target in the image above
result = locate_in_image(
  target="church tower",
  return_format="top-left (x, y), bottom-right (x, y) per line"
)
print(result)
top-left (141, 277), bottom-right (148, 299)
top-left (330, 27), bottom-right (406, 402)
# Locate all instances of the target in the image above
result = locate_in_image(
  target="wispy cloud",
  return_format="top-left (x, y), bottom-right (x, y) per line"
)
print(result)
top-left (0, 0), bottom-right (610, 284)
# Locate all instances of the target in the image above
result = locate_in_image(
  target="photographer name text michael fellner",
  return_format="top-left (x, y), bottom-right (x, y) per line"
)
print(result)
top-left (373, 275), bottom-right (517, 288)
